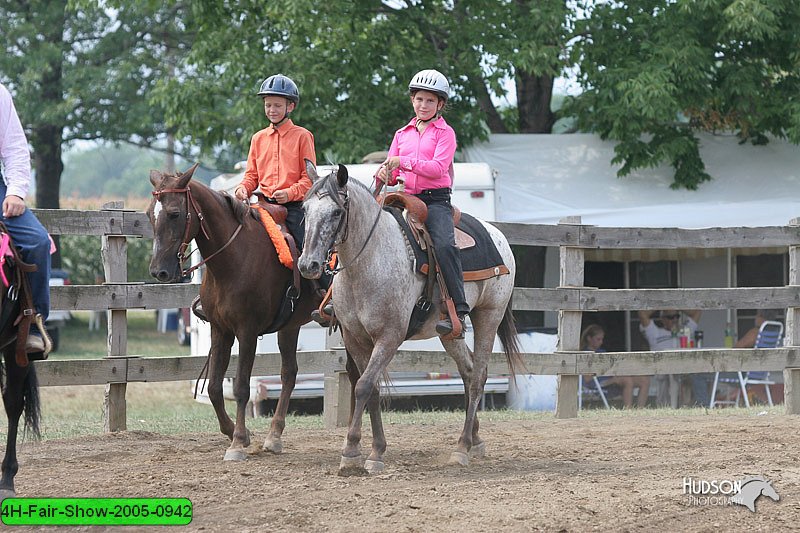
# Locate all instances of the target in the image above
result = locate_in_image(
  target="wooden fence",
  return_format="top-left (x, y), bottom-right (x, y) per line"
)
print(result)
top-left (31, 207), bottom-right (800, 430)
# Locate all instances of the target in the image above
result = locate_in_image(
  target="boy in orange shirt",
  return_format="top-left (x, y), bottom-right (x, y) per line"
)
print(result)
top-left (235, 74), bottom-right (316, 250)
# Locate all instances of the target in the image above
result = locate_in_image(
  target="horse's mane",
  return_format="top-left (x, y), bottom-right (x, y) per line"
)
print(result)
top-left (307, 167), bottom-right (373, 207)
top-left (190, 180), bottom-right (257, 224)
top-left (221, 191), bottom-right (260, 223)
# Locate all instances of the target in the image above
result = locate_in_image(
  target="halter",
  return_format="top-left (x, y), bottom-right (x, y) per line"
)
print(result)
top-left (151, 185), bottom-right (243, 277)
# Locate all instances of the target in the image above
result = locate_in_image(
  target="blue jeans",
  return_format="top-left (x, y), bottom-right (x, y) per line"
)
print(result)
top-left (0, 183), bottom-right (51, 321)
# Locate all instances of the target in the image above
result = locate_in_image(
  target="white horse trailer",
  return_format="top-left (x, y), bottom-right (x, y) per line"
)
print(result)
top-left (190, 162), bottom-right (502, 410)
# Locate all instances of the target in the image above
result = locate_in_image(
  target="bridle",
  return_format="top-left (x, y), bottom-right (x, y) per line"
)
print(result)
top-left (315, 173), bottom-right (383, 273)
top-left (151, 185), bottom-right (243, 277)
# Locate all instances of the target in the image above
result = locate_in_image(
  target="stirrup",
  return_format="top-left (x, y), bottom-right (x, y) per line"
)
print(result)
top-left (27, 314), bottom-right (53, 360)
top-left (191, 295), bottom-right (207, 321)
top-left (311, 303), bottom-right (334, 327)
top-left (436, 314), bottom-right (466, 339)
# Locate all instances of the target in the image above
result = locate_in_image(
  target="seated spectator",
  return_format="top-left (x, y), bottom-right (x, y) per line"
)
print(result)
top-left (580, 325), bottom-right (650, 408)
top-left (638, 309), bottom-right (707, 407)
top-left (735, 309), bottom-right (780, 348)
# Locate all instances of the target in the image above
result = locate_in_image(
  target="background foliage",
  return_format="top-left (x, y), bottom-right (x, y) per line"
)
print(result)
top-left (568, 0), bottom-right (800, 189)
top-left (1, 0), bottom-right (799, 209)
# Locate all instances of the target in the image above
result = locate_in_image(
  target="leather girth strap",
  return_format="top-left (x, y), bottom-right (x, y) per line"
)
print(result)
top-left (260, 233), bottom-right (302, 334)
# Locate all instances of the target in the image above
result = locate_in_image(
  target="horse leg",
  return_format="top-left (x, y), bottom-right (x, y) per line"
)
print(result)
top-left (1, 354), bottom-right (39, 501)
top-left (346, 350), bottom-right (360, 425)
top-left (362, 381), bottom-right (386, 473)
top-left (339, 336), bottom-right (393, 477)
top-left (224, 335), bottom-right (257, 462)
top-left (442, 319), bottom-right (493, 466)
top-left (0, 359), bottom-right (29, 500)
top-left (345, 336), bottom-right (386, 474)
top-left (207, 328), bottom-right (235, 441)
top-left (263, 327), bottom-right (300, 454)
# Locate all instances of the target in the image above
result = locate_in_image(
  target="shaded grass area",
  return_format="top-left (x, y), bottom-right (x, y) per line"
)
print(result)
top-left (55, 310), bottom-right (190, 359)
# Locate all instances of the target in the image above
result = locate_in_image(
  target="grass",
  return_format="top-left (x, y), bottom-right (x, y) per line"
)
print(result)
top-left (54, 310), bottom-right (190, 359)
top-left (26, 382), bottom-right (786, 442)
top-left (1, 312), bottom-right (785, 441)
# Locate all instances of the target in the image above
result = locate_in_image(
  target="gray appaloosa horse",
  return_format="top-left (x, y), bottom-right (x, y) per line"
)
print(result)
top-left (299, 162), bottom-right (522, 476)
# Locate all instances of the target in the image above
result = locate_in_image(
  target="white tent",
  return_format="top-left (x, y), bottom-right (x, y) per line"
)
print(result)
top-left (462, 133), bottom-right (800, 229)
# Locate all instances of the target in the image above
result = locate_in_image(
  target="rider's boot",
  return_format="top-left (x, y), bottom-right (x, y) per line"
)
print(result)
top-left (310, 274), bottom-right (334, 327)
top-left (435, 312), bottom-right (467, 340)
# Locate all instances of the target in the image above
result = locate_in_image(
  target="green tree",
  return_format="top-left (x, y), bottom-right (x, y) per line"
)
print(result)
top-left (0, 1), bottom-right (196, 210)
top-left (569, 0), bottom-right (800, 189)
top-left (155, 0), bottom-right (578, 163)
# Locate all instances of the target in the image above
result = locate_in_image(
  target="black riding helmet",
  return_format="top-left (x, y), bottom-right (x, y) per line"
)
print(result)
top-left (257, 74), bottom-right (300, 105)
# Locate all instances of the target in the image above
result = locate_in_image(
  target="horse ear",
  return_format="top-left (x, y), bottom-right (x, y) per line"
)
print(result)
top-left (178, 163), bottom-right (199, 188)
top-left (305, 159), bottom-right (319, 182)
top-left (149, 170), bottom-right (163, 188)
top-left (336, 164), bottom-right (349, 187)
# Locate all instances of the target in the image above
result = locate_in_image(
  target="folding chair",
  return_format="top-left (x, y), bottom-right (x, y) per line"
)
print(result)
top-left (710, 320), bottom-right (782, 408)
top-left (578, 376), bottom-right (610, 410)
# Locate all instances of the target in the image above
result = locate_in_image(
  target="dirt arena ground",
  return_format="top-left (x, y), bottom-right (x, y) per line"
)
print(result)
top-left (7, 409), bottom-right (800, 532)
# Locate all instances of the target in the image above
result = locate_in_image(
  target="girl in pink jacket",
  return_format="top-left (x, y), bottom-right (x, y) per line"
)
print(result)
top-left (377, 69), bottom-right (467, 338)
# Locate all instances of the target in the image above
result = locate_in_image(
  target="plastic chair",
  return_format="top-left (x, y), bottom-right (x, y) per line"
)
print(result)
top-left (710, 320), bottom-right (782, 408)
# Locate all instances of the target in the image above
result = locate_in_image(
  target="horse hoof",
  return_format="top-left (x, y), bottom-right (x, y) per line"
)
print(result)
top-left (338, 455), bottom-right (367, 477)
top-left (0, 488), bottom-right (15, 502)
top-left (448, 451), bottom-right (470, 466)
top-left (223, 448), bottom-right (248, 462)
top-left (263, 436), bottom-right (283, 454)
top-left (470, 442), bottom-right (486, 459)
top-left (364, 459), bottom-right (385, 474)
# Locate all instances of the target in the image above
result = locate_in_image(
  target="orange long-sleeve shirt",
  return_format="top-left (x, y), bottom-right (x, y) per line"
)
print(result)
top-left (239, 119), bottom-right (316, 202)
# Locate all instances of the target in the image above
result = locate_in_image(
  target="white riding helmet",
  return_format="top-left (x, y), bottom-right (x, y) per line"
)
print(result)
top-left (408, 69), bottom-right (450, 101)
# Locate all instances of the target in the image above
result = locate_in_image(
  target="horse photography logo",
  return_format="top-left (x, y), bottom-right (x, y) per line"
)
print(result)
top-left (683, 476), bottom-right (780, 512)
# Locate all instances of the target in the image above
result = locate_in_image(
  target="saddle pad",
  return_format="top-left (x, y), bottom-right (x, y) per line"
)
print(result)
top-left (456, 212), bottom-right (506, 273)
top-left (384, 208), bottom-right (508, 280)
top-left (252, 205), bottom-right (293, 269)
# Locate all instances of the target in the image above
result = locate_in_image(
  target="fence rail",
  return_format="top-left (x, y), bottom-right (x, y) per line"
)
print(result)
top-left (30, 208), bottom-right (800, 428)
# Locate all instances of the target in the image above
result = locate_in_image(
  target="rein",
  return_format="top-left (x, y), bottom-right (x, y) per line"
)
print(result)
top-left (321, 173), bottom-right (384, 273)
top-left (152, 185), bottom-right (244, 277)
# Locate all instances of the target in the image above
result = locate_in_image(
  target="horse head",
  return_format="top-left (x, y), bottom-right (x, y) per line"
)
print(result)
top-left (299, 160), bottom-right (350, 280)
top-left (147, 163), bottom-right (200, 283)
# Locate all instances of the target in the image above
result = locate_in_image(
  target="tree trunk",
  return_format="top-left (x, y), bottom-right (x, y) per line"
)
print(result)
top-left (30, 6), bottom-right (66, 267)
top-left (472, 77), bottom-right (508, 133)
top-left (32, 125), bottom-right (63, 211)
top-left (516, 70), bottom-right (555, 133)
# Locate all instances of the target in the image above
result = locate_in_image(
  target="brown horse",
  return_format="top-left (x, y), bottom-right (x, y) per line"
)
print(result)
top-left (147, 164), bottom-right (321, 461)
top-left (0, 224), bottom-right (42, 499)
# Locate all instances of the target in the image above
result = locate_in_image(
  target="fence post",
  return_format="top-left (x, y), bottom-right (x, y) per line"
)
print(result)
top-left (323, 328), bottom-right (350, 429)
top-left (785, 218), bottom-right (800, 414)
top-left (102, 202), bottom-right (128, 432)
top-left (556, 216), bottom-right (583, 418)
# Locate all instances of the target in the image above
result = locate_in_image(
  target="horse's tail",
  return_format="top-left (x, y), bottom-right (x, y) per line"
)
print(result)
top-left (23, 364), bottom-right (42, 440)
top-left (498, 296), bottom-right (524, 377)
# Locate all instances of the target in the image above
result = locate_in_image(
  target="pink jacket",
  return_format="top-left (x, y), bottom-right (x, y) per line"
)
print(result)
top-left (383, 116), bottom-right (456, 194)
